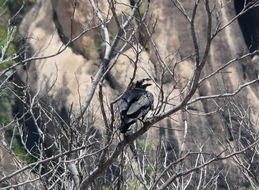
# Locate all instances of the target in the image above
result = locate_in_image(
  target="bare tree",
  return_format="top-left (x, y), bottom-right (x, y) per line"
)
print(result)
top-left (0, 0), bottom-right (258, 189)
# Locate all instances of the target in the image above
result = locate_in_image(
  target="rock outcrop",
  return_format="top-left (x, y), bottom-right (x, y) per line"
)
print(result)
top-left (9, 0), bottom-right (259, 188)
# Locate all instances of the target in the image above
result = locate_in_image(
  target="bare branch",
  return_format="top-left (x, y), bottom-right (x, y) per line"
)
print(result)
top-left (188, 78), bottom-right (259, 105)
top-left (0, 144), bottom-right (94, 184)
top-left (157, 139), bottom-right (259, 190)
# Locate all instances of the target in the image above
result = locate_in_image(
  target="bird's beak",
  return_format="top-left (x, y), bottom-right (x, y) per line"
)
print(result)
top-left (143, 78), bottom-right (152, 88)
top-left (143, 83), bottom-right (152, 88)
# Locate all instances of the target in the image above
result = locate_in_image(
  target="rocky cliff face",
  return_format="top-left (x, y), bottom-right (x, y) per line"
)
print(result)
top-left (8, 0), bottom-right (259, 188)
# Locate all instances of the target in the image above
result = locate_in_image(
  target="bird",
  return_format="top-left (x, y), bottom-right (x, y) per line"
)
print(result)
top-left (117, 78), bottom-right (154, 133)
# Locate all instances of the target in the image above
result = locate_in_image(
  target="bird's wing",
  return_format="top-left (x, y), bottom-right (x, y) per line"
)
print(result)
top-left (117, 98), bottom-right (128, 113)
top-left (117, 90), bottom-right (143, 113)
top-left (126, 92), bottom-right (153, 117)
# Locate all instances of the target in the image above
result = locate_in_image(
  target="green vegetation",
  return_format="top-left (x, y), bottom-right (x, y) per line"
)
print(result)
top-left (0, 81), bottom-right (35, 164)
top-left (0, 0), bottom-right (17, 124)
top-left (0, 26), bottom-right (17, 69)
top-left (126, 179), bottom-right (145, 190)
top-left (246, 186), bottom-right (259, 190)
top-left (0, 0), bottom-right (36, 165)
top-left (138, 138), bottom-right (154, 153)
top-left (5, 127), bottom-right (37, 164)
top-left (0, 27), bottom-right (16, 55)
top-left (0, 0), bottom-right (36, 122)
top-left (101, 186), bottom-right (112, 190)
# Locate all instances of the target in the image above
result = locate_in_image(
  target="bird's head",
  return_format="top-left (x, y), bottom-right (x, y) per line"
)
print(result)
top-left (135, 78), bottom-right (152, 89)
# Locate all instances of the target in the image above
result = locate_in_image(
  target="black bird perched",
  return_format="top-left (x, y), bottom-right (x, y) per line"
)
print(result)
top-left (117, 78), bottom-right (154, 133)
